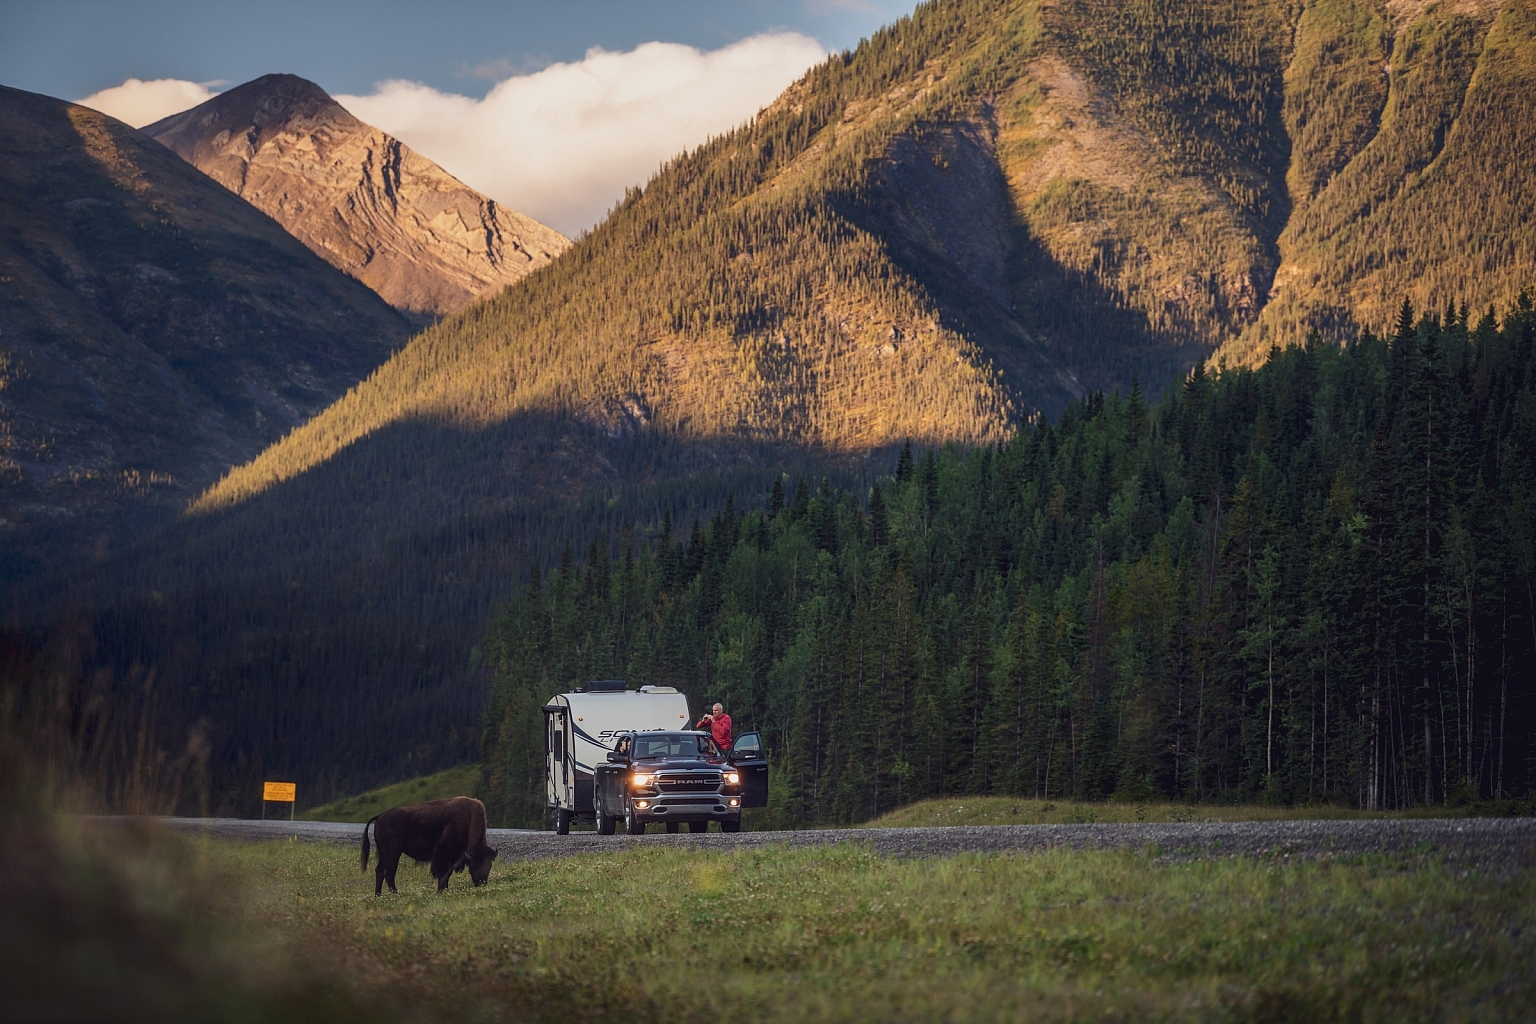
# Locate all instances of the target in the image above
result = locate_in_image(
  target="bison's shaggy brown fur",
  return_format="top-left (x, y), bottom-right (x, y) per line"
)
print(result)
top-left (361, 796), bottom-right (496, 895)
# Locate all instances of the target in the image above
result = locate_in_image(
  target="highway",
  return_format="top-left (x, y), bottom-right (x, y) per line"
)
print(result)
top-left (122, 815), bottom-right (1536, 869)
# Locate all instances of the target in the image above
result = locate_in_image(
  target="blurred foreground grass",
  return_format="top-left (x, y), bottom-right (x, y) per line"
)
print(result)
top-left (860, 796), bottom-right (1534, 828)
top-left (210, 835), bottom-right (1534, 1023)
top-left (0, 810), bottom-right (400, 1024)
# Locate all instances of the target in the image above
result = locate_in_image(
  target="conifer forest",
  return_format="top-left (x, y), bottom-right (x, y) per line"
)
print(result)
top-left (482, 301), bottom-right (1536, 827)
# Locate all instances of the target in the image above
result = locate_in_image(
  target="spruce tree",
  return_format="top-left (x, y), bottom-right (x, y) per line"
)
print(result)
top-left (867, 485), bottom-right (889, 547)
top-left (895, 440), bottom-right (914, 483)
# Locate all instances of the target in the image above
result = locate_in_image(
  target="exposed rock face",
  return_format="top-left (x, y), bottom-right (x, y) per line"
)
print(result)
top-left (144, 75), bottom-right (569, 318)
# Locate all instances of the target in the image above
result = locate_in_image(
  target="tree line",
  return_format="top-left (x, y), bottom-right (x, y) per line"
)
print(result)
top-left (480, 299), bottom-right (1536, 826)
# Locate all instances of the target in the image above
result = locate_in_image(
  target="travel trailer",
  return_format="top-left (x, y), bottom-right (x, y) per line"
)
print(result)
top-left (541, 680), bottom-right (768, 833)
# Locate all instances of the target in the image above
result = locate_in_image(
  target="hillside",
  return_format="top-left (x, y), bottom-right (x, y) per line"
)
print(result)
top-left (1225, 0), bottom-right (1536, 364)
top-left (31, 0), bottom-right (1536, 812)
top-left (143, 75), bottom-right (570, 319)
top-left (0, 85), bottom-right (410, 579)
top-left (297, 764), bottom-right (479, 822)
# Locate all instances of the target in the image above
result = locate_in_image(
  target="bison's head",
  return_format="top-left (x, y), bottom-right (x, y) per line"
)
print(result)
top-left (469, 845), bottom-right (497, 887)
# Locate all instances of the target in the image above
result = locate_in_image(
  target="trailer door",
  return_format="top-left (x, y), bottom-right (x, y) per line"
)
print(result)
top-left (543, 704), bottom-right (574, 811)
top-left (729, 731), bottom-right (769, 808)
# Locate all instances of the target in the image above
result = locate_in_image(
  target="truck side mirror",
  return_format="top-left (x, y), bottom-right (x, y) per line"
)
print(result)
top-left (606, 751), bottom-right (623, 763)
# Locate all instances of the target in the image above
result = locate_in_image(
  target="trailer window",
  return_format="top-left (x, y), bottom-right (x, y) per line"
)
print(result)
top-left (552, 723), bottom-right (564, 761)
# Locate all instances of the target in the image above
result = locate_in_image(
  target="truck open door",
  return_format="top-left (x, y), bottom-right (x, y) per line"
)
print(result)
top-left (729, 731), bottom-right (769, 808)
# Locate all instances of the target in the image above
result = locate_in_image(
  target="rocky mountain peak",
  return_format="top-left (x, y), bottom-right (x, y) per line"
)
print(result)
top-left (144, 74), bottom-right (569, 319)
top-left (148, 74), bottom-right (362, 161)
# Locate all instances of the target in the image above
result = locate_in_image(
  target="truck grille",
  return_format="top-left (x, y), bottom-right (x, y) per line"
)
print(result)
top-left (656, 773), bottom-right (721, 793)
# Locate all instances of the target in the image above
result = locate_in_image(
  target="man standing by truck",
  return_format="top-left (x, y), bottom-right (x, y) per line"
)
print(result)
top-left (697, 702), bottom-right (732, 751)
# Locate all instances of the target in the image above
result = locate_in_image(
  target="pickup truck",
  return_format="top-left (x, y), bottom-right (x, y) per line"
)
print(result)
top-left (593, 729), bottom-right (768, 834)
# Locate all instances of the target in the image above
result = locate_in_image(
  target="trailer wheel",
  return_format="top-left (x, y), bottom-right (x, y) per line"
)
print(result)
top-left (625, 801), bottom-right (646, 836)
top-left (721, 819), bottom-right (741, 833)
top-left (688, 821), bottom-right (708, 833)
top-left (596, 799), bottom-right (616, 835)
top-left (555, 808), bottom-right (571, 835)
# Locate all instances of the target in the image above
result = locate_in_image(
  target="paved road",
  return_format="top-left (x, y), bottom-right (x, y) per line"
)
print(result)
top-left (121, 815), bottom-right (1536, 869)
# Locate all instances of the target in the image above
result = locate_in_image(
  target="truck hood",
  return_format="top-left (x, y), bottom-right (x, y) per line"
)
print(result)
top-left (630, 757), bottom-right (726, 772)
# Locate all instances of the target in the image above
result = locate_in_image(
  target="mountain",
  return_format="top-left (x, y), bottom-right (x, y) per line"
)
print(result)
top-left (195, 0), bottom-right (1536, 514)
top-left (195, 0), bottom-right (1536, 518)
top-left (0, 85), bottom-right (411, 580)
top-left (143, 75), bottom-right (570, 320)
top-left (30, 0), bottom-right (1536, 811)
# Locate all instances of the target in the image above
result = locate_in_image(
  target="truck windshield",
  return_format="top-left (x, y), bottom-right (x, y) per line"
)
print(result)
top-left (633, 734), bottom-right (721, 759)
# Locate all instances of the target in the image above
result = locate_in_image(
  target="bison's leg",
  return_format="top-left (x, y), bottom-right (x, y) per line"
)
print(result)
top-left (375, 859), bottom-right (386, 896)
top-left (382, 850), bottom-right (402, 894)
top-left (430, 838), bottom-right (465, 891)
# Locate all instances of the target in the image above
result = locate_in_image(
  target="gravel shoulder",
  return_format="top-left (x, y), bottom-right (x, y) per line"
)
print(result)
top-left (113, 815), bottom-right (1536, 869)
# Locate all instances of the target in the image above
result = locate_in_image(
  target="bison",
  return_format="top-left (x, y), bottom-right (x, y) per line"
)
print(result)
top-left (361, 796), bottom-right (497, 895)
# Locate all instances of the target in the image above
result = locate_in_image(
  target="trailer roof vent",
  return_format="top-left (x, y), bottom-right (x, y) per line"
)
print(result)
top-left (638, 685), bottom-right (679, 694)
top-left (586, 679), bottom-right (628, 693)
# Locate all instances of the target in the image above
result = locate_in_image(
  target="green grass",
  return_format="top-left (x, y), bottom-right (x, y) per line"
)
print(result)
top-left (211, 835), bottom-right (1535, 1023)
top-left (860, 796), bottom-right (1517, 828)
top-left (298, 765), bottom-right (479, 823)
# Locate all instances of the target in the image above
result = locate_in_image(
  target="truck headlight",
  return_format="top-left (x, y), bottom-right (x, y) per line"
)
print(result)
top-left (630, 774), bottom-right (653, 788)
top-left (724, 771), bottom-right (740, 785)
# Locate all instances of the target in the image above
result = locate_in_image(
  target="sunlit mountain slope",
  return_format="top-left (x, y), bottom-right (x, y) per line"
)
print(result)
top-left (1227, 0), bottom-right (1536, 364)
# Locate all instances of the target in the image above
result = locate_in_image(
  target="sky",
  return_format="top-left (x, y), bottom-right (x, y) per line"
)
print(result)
top-left (1, 0), bottom-right (917, 234)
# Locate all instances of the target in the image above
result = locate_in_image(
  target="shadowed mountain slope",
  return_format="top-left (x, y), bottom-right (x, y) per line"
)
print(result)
top-left (0, 86), bottom-right (410, 580)
top-left (143, 75), bottom-right (570, 320)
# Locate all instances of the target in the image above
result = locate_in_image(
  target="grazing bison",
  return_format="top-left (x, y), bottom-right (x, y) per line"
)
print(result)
top-left (361, 796), bottom-right (497, 895)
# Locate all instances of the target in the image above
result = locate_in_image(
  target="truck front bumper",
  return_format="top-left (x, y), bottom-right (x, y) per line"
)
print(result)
top-left (630, 792), bottom-right (741, 822)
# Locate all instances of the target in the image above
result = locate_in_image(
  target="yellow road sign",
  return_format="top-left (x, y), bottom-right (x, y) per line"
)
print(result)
top-left (262, 781), bottom-right (296, 803)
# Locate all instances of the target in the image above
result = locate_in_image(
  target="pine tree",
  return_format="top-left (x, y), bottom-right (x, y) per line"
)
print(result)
top-left (868, 485), bottom-right (889, 547)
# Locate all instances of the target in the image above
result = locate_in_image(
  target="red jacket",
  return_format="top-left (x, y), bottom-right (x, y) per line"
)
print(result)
top-left (698, 712), bottom-right (732, 751)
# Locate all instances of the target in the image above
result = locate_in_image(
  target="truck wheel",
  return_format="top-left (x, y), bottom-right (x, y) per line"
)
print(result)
top-left (688, 821), bottom-right (708, 833)
top-left (596, 800), bottom-right (616, 835)
top-left (555, 808), bottom-right (571, 835)
top-left (625, 802), bottom-right (646, 835)
top-left (721, 819), bottom-right (741, 833)
top-left (665, 822), bottom-right (679, 834)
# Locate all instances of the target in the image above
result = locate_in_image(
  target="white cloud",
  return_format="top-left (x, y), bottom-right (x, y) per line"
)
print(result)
top-left (337, 32), bottom-right (828, 236)
top-left (76, 77), bottom-right (218, 129)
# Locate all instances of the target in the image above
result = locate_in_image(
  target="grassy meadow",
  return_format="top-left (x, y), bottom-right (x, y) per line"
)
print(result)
top-left (200, 835), bottom-right (1533, 1023)
top-left (299, 765), bottom-right (480, 823)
